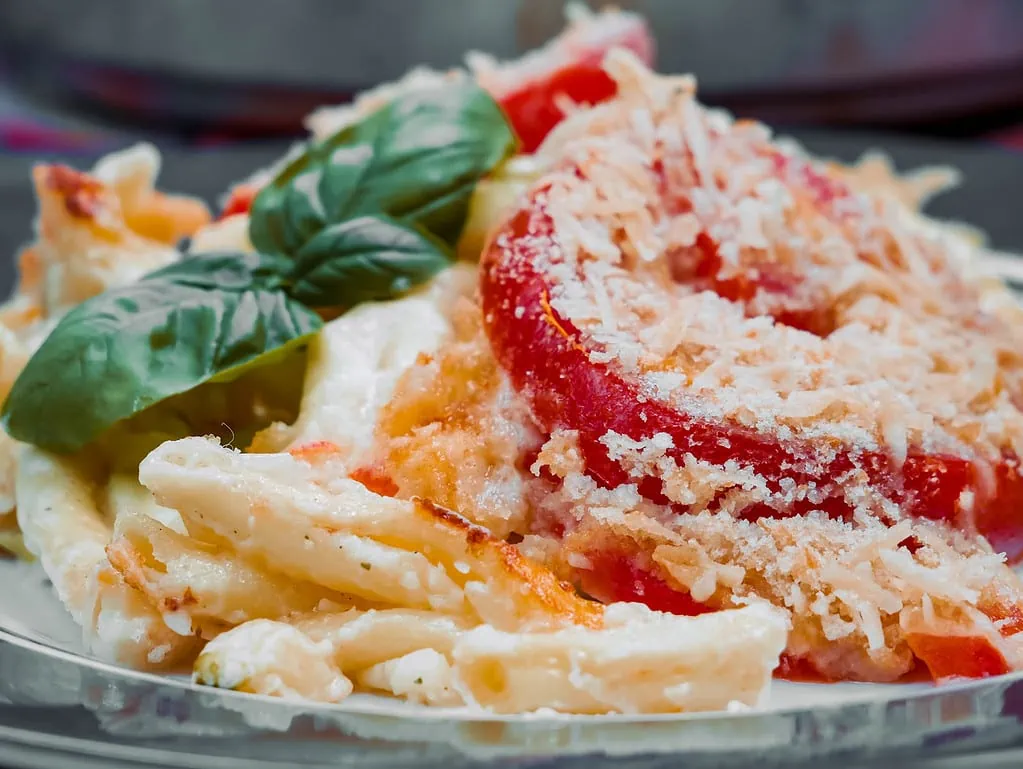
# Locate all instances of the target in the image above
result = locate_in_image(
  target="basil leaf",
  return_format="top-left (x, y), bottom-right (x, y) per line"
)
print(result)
top-left (250, 80), bottom-right (517, 259)
top-left (151, 249), bottom-right (293, 291)
top-left (2, 251), bottom-right (322, 454)
top-left (287, 215), bottom-right (451, 307)
top-left (97, 340), bottom-right (310, 472)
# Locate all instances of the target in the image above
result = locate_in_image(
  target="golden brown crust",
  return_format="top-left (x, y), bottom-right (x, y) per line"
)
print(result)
top-left (26, 153), bottom-right (207, 315)
top-left (372, 299), bottom-right (540, 538)
top-left (413, 497), bottom-right (603, 630)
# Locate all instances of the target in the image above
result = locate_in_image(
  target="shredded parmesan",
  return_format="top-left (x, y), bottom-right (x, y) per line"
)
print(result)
top-left (521, 51), bottom-right (1023, 479)
top-left (527, 431), bottom-right (1023, 681)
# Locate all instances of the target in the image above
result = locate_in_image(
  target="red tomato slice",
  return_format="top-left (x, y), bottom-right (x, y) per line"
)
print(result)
top-left (496, 63), bottom-right (621, 154)
top-left (573, 547), bottom-right (712, 616)
top-left (485, 12), bottom-right (655, 152)
top-left (905, 633), bottom-right (1010, 681)
top-left (481, 200), bottom-right (1023, 560)
top-left (218, 182), bottom-right (260, 220)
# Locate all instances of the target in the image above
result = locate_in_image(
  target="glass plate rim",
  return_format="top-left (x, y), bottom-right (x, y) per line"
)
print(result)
top-left (2, 620), bottom-right (1023, 726)
top-left (5, 619), bottom-right (1023, 768)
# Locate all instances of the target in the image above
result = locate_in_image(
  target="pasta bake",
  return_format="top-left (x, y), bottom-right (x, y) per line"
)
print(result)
top-left (1, 7), bottom-right (1022, 715)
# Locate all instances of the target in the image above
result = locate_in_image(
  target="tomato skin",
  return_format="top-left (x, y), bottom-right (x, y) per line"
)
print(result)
top-left (905, 633), bottom-right (1010, 682)
top-left (972, 457), bottom-right (1023, 565)
top-left (574, 548), bottom-right (712, 616)
top-left (218, 183), bottom-right (259, 220)
top-left (498, 64), bottom-right (620, 154)
top-left (491, 18), bottom-right (655, 152)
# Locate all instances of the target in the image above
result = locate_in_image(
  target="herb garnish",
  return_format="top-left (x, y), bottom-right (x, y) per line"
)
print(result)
top-left (3, 81), bottom-right (517, 453)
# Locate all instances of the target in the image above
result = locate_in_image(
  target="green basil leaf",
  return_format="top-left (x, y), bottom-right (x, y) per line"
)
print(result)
top-left (250, 79), bottom-right (517, 260)
top-left (148, 250), bottom-right (293, 291)
top-left (2, 251), bottom-right (322, 454)
top-left (287, 215), bottom-right (450, 307)
top-left (97, 340), bottom-right (310, 472)
top-left (249, 165), bottom-right (335, 259)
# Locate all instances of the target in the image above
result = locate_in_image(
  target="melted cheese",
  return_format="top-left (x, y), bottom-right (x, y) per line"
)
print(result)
top-left (280, 265), bottom-right (477, 462)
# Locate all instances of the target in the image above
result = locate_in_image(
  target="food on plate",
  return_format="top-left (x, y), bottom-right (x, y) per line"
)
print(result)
top-left (474, 52), bottom-right (1023, 682)
top-left (15, 446), bottom-right (199, 667)
top-left (1, 6), bottom-right (1022, 715)
top-left (303, 4), bottom-right (654, 153)
top-left (0, 144), bottom-right (211, 555)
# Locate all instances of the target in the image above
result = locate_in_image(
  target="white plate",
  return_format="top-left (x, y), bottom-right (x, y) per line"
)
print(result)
top-left (1, 556), bottom-right (1023, 768)
top-left (0, 557), bottom-right (934, 710)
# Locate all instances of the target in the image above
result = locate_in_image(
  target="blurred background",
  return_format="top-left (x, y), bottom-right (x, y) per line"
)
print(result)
top-left (1, 0), bottom-right (1023, 247)
top-left (3, 0), bottom-right (1023, 148)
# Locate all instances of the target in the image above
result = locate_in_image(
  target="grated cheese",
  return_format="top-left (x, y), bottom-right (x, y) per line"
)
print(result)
top-left (520, 51), bottom-right (1023, 480)
top-left (524, 430), bottom-right (1023, 680)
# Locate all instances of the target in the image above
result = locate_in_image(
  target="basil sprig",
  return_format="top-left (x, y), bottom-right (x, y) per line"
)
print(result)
top-left (2, 81), bottom-right (517, 454)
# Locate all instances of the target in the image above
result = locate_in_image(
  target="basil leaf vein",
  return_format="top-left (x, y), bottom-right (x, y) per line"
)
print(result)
top-left (288, 215), bottom-right (452, 308)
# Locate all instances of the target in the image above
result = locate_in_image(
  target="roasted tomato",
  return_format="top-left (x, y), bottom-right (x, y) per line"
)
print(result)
top-left (905, 634), bottom-right (1010, 682)
top-left (481, 199), bottom-right (1023, 560)
top-left (575, 547), bottom-right (713, 616)
top-left (483, 12), bottom-right (655, 152)
top-left (218, 182), bottom-right (260, 220)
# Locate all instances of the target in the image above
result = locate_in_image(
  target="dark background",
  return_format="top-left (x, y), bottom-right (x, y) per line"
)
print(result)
top-left (4, 0), bottom-right (1023, 139)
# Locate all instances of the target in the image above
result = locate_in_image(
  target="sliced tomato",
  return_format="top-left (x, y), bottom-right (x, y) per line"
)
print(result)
top-left (486, 13), bottom-right (655, 152)
top-left (479, 60), bottom-right (1023, 682)
top-left (496, 60), bottom-right (632, 154)
top-left (481, 201), bottom-right (1023, 561)
top-left (972, 458), bottom-right (1023, 566)
top-left (480, 87), bottom-right (1023, 564)
top-left (218, 182), bottom-right (260, 220)
top-left (905, 633), bottom-right (1010, 681)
